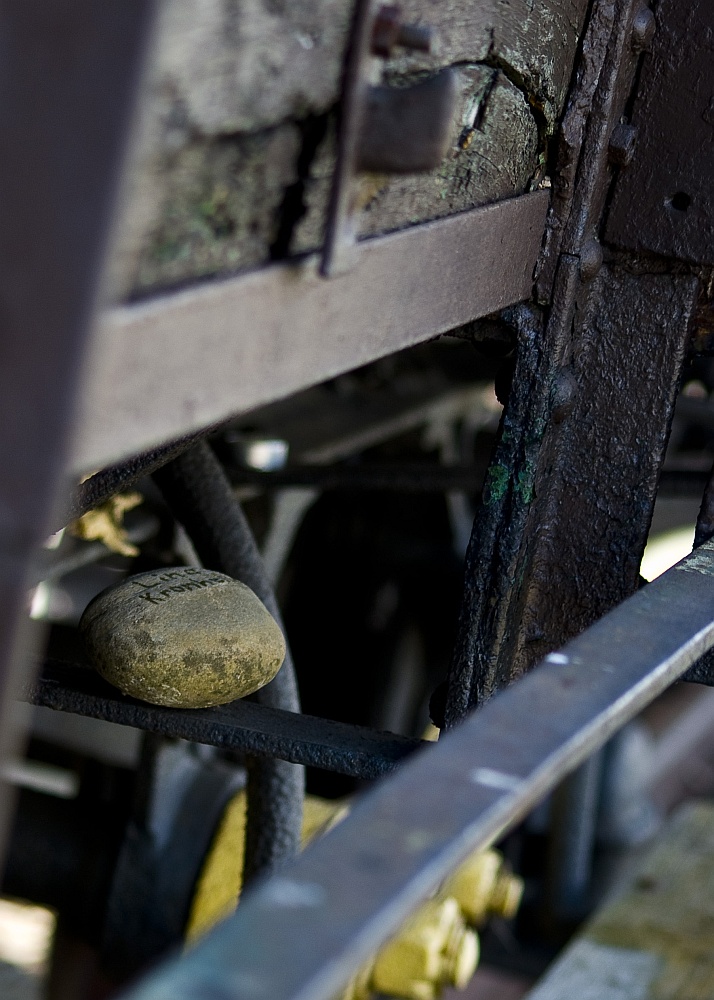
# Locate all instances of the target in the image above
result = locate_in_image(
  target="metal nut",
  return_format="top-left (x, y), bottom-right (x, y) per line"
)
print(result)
top-left (631, 7), bottom-right (656, 52)
top-left (608, 123), bottom-right (638, 168)
top-left (371, 898), bottom-right (478, 1000)
top-left (440, 849), bottom-right (524, 927)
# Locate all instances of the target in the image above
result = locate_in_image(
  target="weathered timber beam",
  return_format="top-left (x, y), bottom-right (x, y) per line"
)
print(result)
top-left (71, 191), bottom-right (548, 475)
top-left (114, 0), bottom-right (588, 295)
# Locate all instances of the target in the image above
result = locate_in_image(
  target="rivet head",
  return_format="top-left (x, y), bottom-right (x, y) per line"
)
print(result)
top-left (608, 123), bottom-right (638, 167)
top-left (631, 7), bottom-right (656, 52)
top-left (551, 368), bottom-right (578, 423)
top-left (579, 239), bottom-right (603, 281)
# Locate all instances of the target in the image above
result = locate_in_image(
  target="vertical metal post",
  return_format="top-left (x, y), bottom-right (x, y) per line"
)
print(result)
top-left (547, 750), bottom-right (604, 927)
top-left (0, 0), bottom-right (156, 860)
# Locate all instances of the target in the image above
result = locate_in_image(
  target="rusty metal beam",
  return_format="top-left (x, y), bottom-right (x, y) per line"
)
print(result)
top-left (444, 0), bottom-right (695, 722)
top-left (70, 191), bottom-right (549, 475)
top-left (27, 661), bottom-right (423, 780)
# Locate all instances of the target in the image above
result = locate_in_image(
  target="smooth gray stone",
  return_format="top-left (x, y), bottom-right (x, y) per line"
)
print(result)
top-left (80, 567), bottom-right (286, 708)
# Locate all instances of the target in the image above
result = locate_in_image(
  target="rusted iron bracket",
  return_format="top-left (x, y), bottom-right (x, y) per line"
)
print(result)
top-left (445, 0), bottom-right (701, 723)
top-left (606, 0), bottom-right (714, 266)
top-left (321, 0), bottom-right (457, 276)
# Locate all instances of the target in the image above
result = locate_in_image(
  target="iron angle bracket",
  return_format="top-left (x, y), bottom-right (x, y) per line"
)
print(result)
top-left (73, 190), bottom-right (548, 476)
top-left (321, 0), bottom-right (457, 276)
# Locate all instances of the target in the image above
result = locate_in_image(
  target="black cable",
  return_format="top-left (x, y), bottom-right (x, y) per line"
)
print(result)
top-left (152, 441), bottom-right (303, 883)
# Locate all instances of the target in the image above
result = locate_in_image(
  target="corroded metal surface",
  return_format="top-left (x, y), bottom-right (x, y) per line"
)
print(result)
top-left (512, 268), bottom-right (699, 677)
top-left (29, 662), bottom-right (424, 779)
top-left (606, 0), bottom-right (714, 265)
top-left (445, 0), bottom-right (698, 722)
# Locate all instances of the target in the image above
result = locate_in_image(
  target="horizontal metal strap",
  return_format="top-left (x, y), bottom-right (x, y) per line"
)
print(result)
top-left (28, 662), bottom-right (424, 779)
top-left (71, 191), bottom-right (549, 475)
top-left (122, 540), bottom-right (714, 1000)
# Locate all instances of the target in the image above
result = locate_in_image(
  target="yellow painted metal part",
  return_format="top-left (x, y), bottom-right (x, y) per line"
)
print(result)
top-left (341, 849), bottom-right (522, 1000)
top-left (187, 781), bottom-right (523, 999)
top-left (440, 847), bottom-right (524, 926)
top-left (68, 491), bottom-right (143, 557)
top-left (368, 898), bottom-right (479, 1000)
top-left (186, 790), bottom-right (348, 943)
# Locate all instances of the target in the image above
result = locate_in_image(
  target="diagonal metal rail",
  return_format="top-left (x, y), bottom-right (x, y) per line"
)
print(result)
top-left (122, 540), bottom-right (714, 1000)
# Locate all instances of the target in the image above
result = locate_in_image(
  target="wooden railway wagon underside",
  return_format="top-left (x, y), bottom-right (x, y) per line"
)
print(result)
top-left (0, 0), bottom-right (712, 997)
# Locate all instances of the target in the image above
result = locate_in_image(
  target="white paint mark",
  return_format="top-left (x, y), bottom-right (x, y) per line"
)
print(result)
top-left (470, 768), bottom-right (523, 792)
top-left (546, 652), bottom-right (569, 665)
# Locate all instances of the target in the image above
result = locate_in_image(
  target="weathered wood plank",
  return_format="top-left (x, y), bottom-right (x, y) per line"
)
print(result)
top-left (525, 803), bottom-right (714, 999)
top-left (110, 0), bottom-right (589, 299)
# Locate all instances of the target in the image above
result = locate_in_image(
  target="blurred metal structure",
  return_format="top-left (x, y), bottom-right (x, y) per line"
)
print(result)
top-left (0, 0), bottom-right (713, 997)
top-left (0, 0), bottom-right (157, 855)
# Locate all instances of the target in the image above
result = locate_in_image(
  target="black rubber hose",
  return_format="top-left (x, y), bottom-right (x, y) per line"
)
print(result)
top-left (152, 441), bottom-right (304, 883)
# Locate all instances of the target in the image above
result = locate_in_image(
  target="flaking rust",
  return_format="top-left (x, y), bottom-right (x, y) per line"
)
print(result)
top-left (446, 0), bottom-right (702, 722)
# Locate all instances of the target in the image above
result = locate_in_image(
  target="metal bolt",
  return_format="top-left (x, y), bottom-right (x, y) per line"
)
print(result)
top-left (579, 239), bottom-right (603, 281)
top-left (372, 4), bottom-right (436, 58)
top-left (608, 123), bottom-right (638, 168)
top-left (631, 7), bottom-right (656, 52)
top-left (370, 898), bottom-right (479, 1000)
